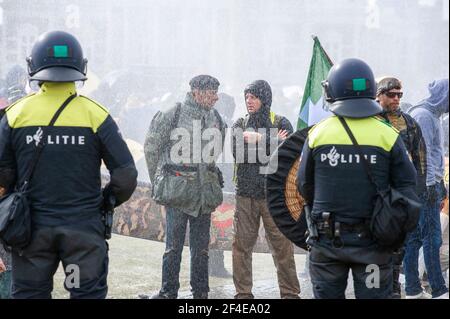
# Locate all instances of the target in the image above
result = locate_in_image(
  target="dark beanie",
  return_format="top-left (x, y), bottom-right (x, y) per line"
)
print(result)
top-left (376, 77), bottom-right (402, 96)
top-left (244, 80), bottom-right (272, 107)
top-left (189, 75), bottom-right (220, 91)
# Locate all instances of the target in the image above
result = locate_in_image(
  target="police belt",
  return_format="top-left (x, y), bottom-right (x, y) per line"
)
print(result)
top-left (316, 221), bottom-right (370, 234)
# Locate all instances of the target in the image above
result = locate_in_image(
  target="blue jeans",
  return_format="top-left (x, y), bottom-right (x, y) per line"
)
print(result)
top-left (160, 208), bottom-right (211, 298)
top-left (0, 271), bottom-right (12, 299)
top-left (403, 185), bottom-right (448, 298)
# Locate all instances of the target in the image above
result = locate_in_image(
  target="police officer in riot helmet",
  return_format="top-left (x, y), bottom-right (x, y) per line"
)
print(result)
top-left (297, 58), bottom-right (418, 299)
top-left (0, 30), bottom-right (137, 299)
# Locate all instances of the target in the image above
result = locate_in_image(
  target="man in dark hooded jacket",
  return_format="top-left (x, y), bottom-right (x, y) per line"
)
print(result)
top-left (403, 79), bottom-right (449, 299)
top-left (231, 80), bottom-right (300, 299)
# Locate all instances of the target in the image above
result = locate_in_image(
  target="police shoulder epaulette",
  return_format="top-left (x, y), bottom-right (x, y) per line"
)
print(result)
top-left (79, 95), bottom-right (109, 114)
top-left (373, 115), bottom-right (399, 133)
top-left (5, 93), bottom-right (36, 112)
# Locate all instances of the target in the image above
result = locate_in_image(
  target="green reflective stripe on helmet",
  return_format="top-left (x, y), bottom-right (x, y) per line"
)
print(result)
top-left (53, 45), bottom-right (69, 58)
top-left (352, 78), bottom-right (367, 91)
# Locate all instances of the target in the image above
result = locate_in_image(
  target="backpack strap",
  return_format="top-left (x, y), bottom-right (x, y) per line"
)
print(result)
top-left (232, 117), bottom-right (246, 185)
top-left (212, 108), bottom-right (225, 132)
top-left (243, 114), bottom-right (250, 128)
top-left (21, 94), bottom-right (77, 191)
top-left (270, 111), bottom-right (276, 126)
top-left (171, 103), bottom-right (182, 130)
top-left (270, 111), bottom-right (283, 128)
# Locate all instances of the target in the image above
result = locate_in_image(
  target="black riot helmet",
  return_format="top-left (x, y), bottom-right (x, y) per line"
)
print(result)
top-left (321, 58), bottom-right (382, 118)
top-left (26, 31), bottom-right (88, 82)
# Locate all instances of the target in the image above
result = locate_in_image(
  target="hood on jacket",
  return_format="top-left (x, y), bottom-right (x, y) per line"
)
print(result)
top-left (244, 80), bottom-right (272, 128)
top-left (418, 78), bottom-right (449, 117)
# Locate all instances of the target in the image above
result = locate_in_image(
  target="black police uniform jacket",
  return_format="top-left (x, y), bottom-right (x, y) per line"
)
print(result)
top-left (297, 115), bottom-right (417, 224)
top-left (0, 82), bottom-right (137, 226)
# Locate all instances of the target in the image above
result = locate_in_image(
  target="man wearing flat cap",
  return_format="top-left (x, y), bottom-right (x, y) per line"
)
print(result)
top-left (145, 74), bottom-right (226, 299)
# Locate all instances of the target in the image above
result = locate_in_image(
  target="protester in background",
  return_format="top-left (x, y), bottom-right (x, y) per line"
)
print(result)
top-left (0, 80), bottom-right (13, 299)
top-left (404, 79), bottom-right (449, 299)
top-left (0, 80), bottom-right (9, 112)
top-left (209, 92), bottom-right (236, 278)
top-left (5, 65), bottom-right (28, 104)
top-left (376, 76), bottom-right (427, 299)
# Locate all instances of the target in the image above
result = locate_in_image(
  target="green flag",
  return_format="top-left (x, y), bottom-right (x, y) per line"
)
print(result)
top-left (297, 36), bottom-right (333, 130)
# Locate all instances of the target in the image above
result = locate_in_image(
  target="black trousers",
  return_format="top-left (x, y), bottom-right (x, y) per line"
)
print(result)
top-left (309, 233), bottom-right (393, 299)
top-left (392, 248), bottom-right (405, 295)
top-left (11, 220), bottom-right (109, 299)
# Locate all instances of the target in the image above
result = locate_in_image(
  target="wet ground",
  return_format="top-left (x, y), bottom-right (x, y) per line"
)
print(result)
top-left (43, 233), bottom-right (448, 299)
top-left (51, 234), bottom-right (359, 299)
top-left (6, 235), bottom-right (360, 300)
top-left (176, 273), bottom-right (354, 299)
top-left (53, 234), bottom-right (441, 300)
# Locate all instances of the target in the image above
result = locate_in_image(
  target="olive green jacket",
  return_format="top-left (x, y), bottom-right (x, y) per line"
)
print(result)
top-left (144, 92), bottom-right (226, 216)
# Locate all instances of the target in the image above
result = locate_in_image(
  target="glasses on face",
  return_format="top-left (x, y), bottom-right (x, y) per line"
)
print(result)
top-left (385, 92), bottom-right (403, 99)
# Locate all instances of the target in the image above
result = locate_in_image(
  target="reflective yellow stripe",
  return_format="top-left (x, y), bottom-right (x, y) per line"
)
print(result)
top-left (5, 93), bottom-right (35, 112)
top-left (308, 116), bottom-right (399, 152)
top-left (6, 86), bottom-right (109, 133)
top-left (270, 111), bottom-right (276, 125)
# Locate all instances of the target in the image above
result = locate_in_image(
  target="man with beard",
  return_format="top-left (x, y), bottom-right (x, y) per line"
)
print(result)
top-left (145, 75), bottom-right (226, 299)
top-left (376, 77), bottom-right (427, 299)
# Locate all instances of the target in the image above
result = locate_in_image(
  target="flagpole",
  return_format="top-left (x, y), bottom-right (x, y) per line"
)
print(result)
top-left (311, 35), bottom-right (333, 66)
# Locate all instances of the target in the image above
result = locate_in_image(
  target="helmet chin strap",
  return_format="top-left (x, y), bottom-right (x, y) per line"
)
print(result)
top-left (26, 57), bottom-right (34, 77)
top-left (75, 81), bottom-right (85, 89)
top-left (321, 80), bottom-right (335, 103)
top-left (82, 58), bottom-right (88, 75)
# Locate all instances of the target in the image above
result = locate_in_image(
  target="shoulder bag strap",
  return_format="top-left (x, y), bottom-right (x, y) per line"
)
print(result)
top-left (20, 94), bottom-right (77, 191)
top-left (337, 116), bottom-right (381, 193)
